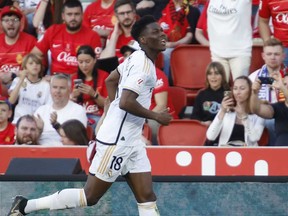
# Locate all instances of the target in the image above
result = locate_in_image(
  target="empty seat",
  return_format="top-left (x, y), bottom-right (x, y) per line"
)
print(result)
top-left (157, 119), bottom-right (208, 146)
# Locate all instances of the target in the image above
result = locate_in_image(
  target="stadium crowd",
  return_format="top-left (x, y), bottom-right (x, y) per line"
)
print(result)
top-left (0, 0), bottom-right (288, 148)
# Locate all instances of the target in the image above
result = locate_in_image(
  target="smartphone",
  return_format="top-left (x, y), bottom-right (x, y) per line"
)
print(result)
top-left (224, 90), bottom-right (232, 98)
top-left (258, 77), bottom-right (274, 85)
top-left (74, 79), bottom-right (83, 88)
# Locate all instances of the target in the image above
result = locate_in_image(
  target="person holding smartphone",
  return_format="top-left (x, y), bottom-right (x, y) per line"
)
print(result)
top-left (249, 38), bottom-right (287, 145)
top-left (206, 76), bottom-right (265, 147)
top-left (70, 45), bottom-right (110, 132)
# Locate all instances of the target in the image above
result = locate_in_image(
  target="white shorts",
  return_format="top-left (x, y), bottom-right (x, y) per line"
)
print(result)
top-left (89, 141), bottom-right (151, 182)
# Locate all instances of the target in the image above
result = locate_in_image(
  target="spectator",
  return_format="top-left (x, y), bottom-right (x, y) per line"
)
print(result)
top-left (0, 5), bottom-right (36, 86)
top-left (191, 61), bottom-right (229, 126)
top-left (249, 38), bottom-right (286, 145)
top-left (258, 0), bottom-right (288, 67)
top-left (70, 45), bottom-right (109, 130)
top-left (251, 73), bottom-right (288, 146)
top-left (159, 0), bottom-right (199, 81)
top-left (14, 114), bottom-right (40, 145)
top-left (99, 0), bottom-right (136, 62)
top-left (133, 0), bottom-right (169, 20)
top-left (31, 0), bottom-right (102, 75)
top-left (0, 96), bottom-right (14, 145)
top-left (35, 73), bottom-right (87, 146)
top-left (83, 0), bottom-right (116, 44)
top-left (206, 76), bottom-right (265, 146)
top-left (59, 119), bottom-right (89, 146)
top-left (204, 0), bottom-right (253, 82)
top-left (8, 53), bottom-right (51, 124)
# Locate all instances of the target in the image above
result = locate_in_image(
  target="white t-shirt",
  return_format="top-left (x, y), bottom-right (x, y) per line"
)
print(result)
top-left (9, 77), bottom-right (51, 124)
top-left (208, 0), bottom-right (252, 58)
top-left (96, 50), bottom-right (156, 146)
top-left (35, 100), bottom-right (88, 146)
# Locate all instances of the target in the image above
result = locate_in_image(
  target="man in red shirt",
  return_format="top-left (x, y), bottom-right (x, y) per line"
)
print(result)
top-left (83, 0), bottom-right (116, 43)
top-left (258, 0), bottom-right (288, 66)
top-left (99, 0), bottom-right (136, 62)
top-left (31, 0), bottom-right (102, 75)
top-left (0, 6), bottom-right (36, 86)
top-left (0, 96), bottom-right (14, 145)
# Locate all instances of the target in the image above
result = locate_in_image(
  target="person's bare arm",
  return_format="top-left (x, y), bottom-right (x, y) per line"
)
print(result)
top-left (119, 89), bottom-right (172, 125)
top-left (99, 21), bottom-right (122, 59)
top-left (105, 69), bottom-right (120, 102)
top-left (250, 79), bottom-right (274, 118)
top-left (31, 46), bottom-right (44, 60)
top-left (166, 32), bottom-right (192, 48)
top-left (152, 91), bottom-right (167, 112)
top-left (258, 16), bottom-right (271, 42)
top-left (195, 28), bottom-right (209, 46)
top-left (32, 0), bottom-right (49, 28)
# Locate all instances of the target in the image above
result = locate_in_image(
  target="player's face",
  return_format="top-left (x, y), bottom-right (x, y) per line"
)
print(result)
top-left (62, 6), bottom-right (82, 32)
top-left (25, 58), bottom-right (41, 77)
top-left (50, 78), bottom-right (70, 107)
top-left (0, 103), bottom-right (11, 123)
top-left (1, 15), bottom-right (20, 39)
top-left (115, 4), bottom-right (136, 28)
top-left (142, 22), bottom-right (166, 52)
top-left (77, 53), bottom-right (96, 76)
top-left (262, 45), bottom-right (285, 71)
top-left (59, 128), bottom-right (76, 145)
top-left (16, 119), bottom-right (38, 145)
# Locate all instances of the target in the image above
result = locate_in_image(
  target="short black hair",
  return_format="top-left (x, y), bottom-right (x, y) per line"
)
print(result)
top-left (131, 15), bottom-right (156, 42)
top-left (63, 0), bottom-right (83, 12)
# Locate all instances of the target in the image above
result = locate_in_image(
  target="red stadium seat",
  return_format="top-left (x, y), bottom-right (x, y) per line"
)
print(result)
top-left (249, 46), bottom-right (265, 74)
top-left (170, 45), bottom-right (210, 105)
top-left (157, 119), bottom-right (208, 146)
top-left (168, 86), bottom-right (187, 118)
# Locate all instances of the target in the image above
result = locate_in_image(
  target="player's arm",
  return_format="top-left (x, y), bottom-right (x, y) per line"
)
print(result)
top-left (119, 89), bottom-right (171, 125)
top-left (105, 69), bottom-right (120, 102)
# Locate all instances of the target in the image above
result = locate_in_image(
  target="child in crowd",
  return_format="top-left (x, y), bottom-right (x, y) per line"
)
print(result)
top-left (8, 53), bottom-right (51, 124)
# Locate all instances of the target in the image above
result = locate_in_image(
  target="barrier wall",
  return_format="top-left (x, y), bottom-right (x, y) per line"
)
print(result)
top-left (0, 146), bottom-right (288, 176)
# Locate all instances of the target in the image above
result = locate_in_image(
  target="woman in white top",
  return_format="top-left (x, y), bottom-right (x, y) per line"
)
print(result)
top-left (9, 53), bottom-right (51, 124)
top-left (206, 75), bottom-right (264, 146)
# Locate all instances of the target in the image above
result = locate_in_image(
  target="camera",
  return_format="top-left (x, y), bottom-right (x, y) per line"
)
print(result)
top-left (258, 77), bottom-right (274, 85)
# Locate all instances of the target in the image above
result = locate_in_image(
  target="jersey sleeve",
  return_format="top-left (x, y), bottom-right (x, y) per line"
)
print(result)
top-left (258, 0), bottom-right (271, 18)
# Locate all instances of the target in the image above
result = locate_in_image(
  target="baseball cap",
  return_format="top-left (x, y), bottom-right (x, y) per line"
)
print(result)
top-left (120, 40), bottom-right (140, 55)
top-left (1, 6), bottom-right (23, 19)
top-left (0, 96), bottom-right (12, 109)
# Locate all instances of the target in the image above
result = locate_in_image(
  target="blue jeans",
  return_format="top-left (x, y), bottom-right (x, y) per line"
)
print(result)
top-left (265, 119), bottom-right (276, 146)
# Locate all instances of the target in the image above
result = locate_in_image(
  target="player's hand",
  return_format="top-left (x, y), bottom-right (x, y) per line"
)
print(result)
top-left (155, 108), bottom-right (172, 125)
